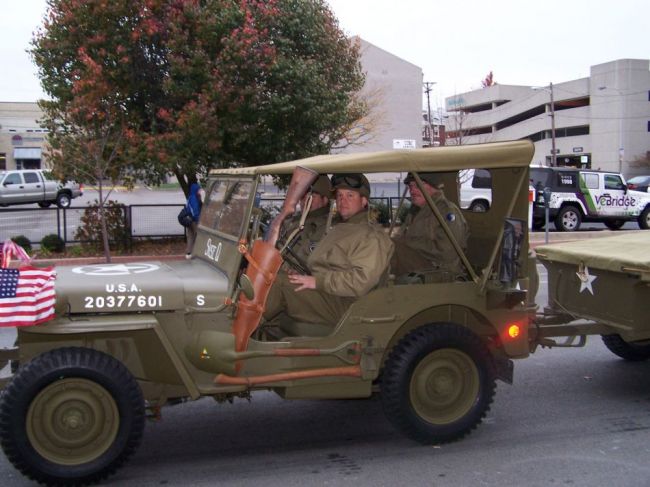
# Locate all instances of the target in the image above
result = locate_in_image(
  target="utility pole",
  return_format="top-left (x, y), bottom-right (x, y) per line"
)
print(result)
top-left (423, 81), bottom-right (436, 147)
top-left (549, 82), bottom-right (556, 166)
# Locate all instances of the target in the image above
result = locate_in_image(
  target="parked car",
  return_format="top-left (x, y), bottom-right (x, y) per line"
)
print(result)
top-left (460, 168), bottom-right (492, 212)
top-left (530, 167), bottom-right (650, 231)
top-left (0, 169), bottom-right (83, 208)
top-left (626, 175), bottom-right (650, 192)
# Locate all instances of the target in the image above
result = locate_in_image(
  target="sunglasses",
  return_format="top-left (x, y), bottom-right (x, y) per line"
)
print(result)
top-left (331, 174), bottom-right (364, 188)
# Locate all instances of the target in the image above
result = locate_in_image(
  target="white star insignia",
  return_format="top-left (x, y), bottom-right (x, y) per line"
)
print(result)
top-left (576, 264), bottom-right (597, 295)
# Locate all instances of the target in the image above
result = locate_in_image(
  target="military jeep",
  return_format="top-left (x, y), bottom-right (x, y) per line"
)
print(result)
top-left (0, 140), bottom-right (538, 485)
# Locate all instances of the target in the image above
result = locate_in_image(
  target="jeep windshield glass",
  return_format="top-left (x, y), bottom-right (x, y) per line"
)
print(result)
top-left (200, 178), bottom-right (253, 237)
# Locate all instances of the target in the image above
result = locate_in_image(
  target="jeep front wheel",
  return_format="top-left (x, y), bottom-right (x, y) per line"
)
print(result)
top-left (0, 347), bottom-right (145, 485)
top-left (381, 323), bottom-right (496, 444)
top-left (554, 205), bottom-right (581, 232)
top-left (638, 207), bottom-right (650, 230)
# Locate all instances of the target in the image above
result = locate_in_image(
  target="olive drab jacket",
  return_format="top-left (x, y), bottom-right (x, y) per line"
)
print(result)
top-left (391, 191), bottom-right (468, 277)
top-left (309, 211), bottom-right (394, 297)
top-left (282, 206), bottom-right (331, 269)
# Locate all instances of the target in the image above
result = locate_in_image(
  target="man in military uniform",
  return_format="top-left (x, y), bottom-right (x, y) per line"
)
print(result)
top-left (391, 172), bottom-right (468, 278)
top-left (281, 175), bottom-right (332, 273)
top-left (265, 173), bottom-right (394, 328)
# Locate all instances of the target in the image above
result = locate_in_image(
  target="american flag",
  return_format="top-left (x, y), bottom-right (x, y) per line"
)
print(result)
top-left (0, 265), bottom-right (56, 327)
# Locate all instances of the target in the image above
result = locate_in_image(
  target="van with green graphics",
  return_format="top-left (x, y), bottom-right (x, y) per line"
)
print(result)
top-left (530, 167), bottom-right (650, 231)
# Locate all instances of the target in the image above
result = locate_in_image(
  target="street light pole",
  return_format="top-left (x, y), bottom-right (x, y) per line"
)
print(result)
top-left (424, 81), bottom-right (436, 147)
top-left (549, 82), bottom-right (556, 166)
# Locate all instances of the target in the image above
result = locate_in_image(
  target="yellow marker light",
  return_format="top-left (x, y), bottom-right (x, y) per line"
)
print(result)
top-left (507, 324), bottom-right (521, 339)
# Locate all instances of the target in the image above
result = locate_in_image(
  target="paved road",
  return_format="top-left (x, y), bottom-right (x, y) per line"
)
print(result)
top-left (1, 266), bottom-right (649, 486)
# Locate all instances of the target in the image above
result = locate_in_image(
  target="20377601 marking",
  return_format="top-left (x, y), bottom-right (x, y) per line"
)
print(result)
top-left (83, 295), bottom-right (163, 309)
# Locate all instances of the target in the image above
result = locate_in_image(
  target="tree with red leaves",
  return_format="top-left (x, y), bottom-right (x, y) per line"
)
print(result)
top-left (32, 0), bottom-right (367, 198)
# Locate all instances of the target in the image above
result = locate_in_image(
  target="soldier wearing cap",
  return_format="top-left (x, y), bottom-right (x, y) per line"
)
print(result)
top-left (391, 172), bottom-right (468, 278)
top-left (266, 173), bottom-right (394, 328)
top-left (281, 174), bottom-right (333, 271)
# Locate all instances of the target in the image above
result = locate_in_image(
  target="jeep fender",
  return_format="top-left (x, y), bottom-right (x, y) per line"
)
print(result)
top-left (14, 314), bottom-right (199, 400)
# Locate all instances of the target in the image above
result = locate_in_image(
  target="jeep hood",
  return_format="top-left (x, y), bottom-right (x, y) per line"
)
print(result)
top-left (54, 260), bottom-right (230, 314)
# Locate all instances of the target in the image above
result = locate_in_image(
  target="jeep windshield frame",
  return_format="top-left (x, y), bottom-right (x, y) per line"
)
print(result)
top-left (194, 174), bottom-right (258, 296)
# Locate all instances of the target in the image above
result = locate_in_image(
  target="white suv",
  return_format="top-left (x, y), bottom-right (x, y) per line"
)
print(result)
top-left (460, 168), bottom-right (492, 212)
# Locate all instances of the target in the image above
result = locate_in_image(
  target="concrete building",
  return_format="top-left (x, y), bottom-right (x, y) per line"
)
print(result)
top-left (340, 38), bottom-right (423, 154)
top-left (444, 59), bottom-right (650, 177)
top-left (0, 102), bottom-right (47, 170)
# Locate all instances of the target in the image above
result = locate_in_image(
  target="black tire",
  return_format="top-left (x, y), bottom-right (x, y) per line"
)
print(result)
top-left (638, 206), bottom-right (650, 230)
top-left (604, 219), bottom-right (625, 230)
top-left (0, 347), bottom-right (145, 485)
top-left (601, 334), bottom-right (650, 361)
top-left (469, 200), bottom-right (489, 213)
top-left (532, 218), bottom-right (545, 230)
top-left (381, 323), bottom-right (496, 444)
top-left (56, 192), bottom-right (71, 208)
top-left (554, 205), bottom-right (582, 232)
top-left (37, 201), bottom-right (52, 208)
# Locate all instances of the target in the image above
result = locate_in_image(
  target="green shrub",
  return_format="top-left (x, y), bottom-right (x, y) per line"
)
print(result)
top-left (41, 234), bottom-right (65, 253)
top-left (10, 235), bottom-right (32, 254)
top-left (74, 200), bottom-right (129, 250)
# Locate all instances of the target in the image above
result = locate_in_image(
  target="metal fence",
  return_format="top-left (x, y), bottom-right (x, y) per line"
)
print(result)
top-left (0, 196), bottom-right (407, 245)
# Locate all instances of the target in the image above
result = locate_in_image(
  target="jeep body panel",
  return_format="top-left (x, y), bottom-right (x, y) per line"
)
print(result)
top-left (535, 232), bottom-right (650, 342)
top-left (1, 141), bottom-right (546, 484)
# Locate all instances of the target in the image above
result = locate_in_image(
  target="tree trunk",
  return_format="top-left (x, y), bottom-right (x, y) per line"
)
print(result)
top-left (97, 181), bottom-right (112, 263)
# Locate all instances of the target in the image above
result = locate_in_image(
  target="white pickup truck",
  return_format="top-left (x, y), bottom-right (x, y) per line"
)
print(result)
top-left (0, 169), bottom-right (83, 208)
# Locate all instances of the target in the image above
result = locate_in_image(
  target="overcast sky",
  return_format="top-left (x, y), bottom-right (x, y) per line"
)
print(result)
top-left (2, 0), bottom-right (648, 109)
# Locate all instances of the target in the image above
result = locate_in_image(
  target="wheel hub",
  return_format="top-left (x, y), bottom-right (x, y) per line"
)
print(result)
top-left (410, 348), bottom-right (480, 424)
top-left (27, 378), bottom-right (119, 466)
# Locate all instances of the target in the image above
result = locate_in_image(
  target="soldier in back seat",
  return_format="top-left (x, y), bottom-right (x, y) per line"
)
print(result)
top-left (391, 172), bottom-right (468, 279)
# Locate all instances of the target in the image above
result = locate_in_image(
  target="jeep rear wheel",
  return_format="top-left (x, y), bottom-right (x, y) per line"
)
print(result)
top-left (602, 334), bottom-right (650, 361)
top-left (381, 323), bottom-right (496, 444)
top-left (554, 205), bottom-right (581, 232)
top-left (0, 348), bottom-right (145, 485)
top-left (638, 207), bottom-right (650, 230)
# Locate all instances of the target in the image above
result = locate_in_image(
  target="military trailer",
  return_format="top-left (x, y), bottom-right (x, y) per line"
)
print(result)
top-left (532, 232), bottom-right (650, 359)
top-left (0, 140), bottom-right (645, 485)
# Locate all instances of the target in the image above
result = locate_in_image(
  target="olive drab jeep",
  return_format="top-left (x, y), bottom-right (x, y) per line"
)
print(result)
top-left (0, 141), bottom-right (539, 485)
